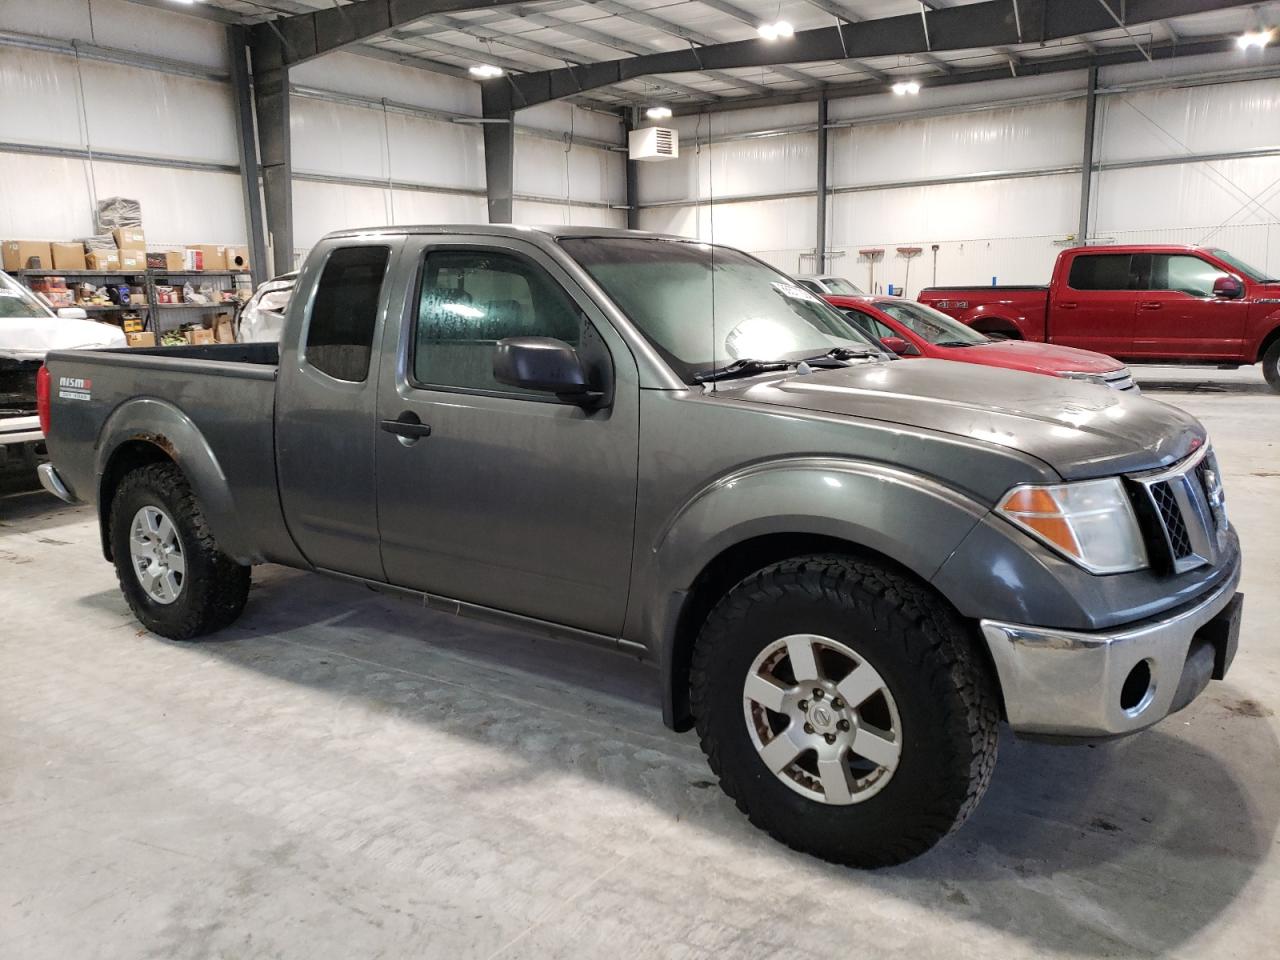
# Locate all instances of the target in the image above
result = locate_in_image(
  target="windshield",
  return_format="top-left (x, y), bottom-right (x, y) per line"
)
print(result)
top-left (1209, 248), bottom-right (1276, 283)
top-left (875, 300), bottom-right (988, 346)
top-left (822, 277), bottom-right (864, 295)
top-left (0, 272), bottom-right (52, 320)
top-left (560, 238), bottom-right (880, 383)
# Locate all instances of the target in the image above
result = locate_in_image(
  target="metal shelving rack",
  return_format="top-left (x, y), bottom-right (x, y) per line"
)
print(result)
top-left (16, 268), bottom-right (251, 333)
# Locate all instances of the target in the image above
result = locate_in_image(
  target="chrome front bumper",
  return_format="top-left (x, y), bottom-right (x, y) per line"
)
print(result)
top-left (980, 563), bottom-right (1242, 738)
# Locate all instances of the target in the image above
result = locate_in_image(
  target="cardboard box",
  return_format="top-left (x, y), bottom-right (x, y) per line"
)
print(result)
top-left (126, 331), bottom-right (157, 348)
top-left (224, 246), bottom-right (251, 272)
top-left (186, 244), bottom-right (226, 271)
top-left (49, 242), bottom-right (87, 270)
top-left (213, 313), bottom-right (235, 344)
top-left (113, 227), bottom-right (146, 250)
top-left (153, 284), bottom-right (178, 304)
top-left (35, 288), bottom-right (75, 309)
top-left (185, 327), bottom-right (216, 345)
top-left (146, 250), bottom-right (184, 271)
top-left (117, 250), bottom-right (146, 272)
top-left (122, 317), bottom-right (145, 333)
top-left (2, 240), bottom-right (53, 272)
top-left (85, 250), bottom-right (121, 271)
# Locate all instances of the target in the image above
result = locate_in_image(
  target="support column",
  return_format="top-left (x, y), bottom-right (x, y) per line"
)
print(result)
top-left (481, 84), bottom-right (515, 224)
top-left (815, 94), bottom-right (829, 273)
top-left (1077, 65), bottom-right (1098, 244)
top-left (228, 26), bottom-right (267, 287)
top-left (249, 29), bottom-right (293, 276)
top-left (624, 109), bottom-right (640, 230)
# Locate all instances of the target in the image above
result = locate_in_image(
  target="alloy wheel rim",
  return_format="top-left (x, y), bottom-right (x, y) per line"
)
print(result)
top-left (129, 505), bottom-right (186, 605)
top-left (743, 633), bottom-right (902, 805)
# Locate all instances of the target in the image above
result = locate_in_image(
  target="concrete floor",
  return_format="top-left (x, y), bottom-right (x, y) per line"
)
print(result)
top-left (2, 365), bottom-right (1278, 959)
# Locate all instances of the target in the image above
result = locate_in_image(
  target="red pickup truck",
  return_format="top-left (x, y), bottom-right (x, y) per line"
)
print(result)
top-left (919, 245), bottom-right (1280, 392)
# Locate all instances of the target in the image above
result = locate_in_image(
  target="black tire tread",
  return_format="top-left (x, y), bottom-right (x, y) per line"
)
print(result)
top-left (1263, 339), bottom-right (1280, 392)
top-left (110, 462), bottom-right (250, 640)
top-left (689, 554), bottom-right (999, 868)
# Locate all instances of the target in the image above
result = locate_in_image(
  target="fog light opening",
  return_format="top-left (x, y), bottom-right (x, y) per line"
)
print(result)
top-left (1121, 659), bottom-right (1156, 715)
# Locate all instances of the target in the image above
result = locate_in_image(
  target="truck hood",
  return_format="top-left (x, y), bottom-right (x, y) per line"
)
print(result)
top-left (0, 317), bottom-right (127, 362)
top-left (724, 357), bottom-right (1202, 480)
top-left (946, 338), bottom-right (1124, 375)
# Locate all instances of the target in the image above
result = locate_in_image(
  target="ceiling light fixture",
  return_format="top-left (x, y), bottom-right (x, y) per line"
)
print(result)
top-left (1236, 28), bottom-right (1274, 50)
top-left (757, 20), bottom-right (794, 41)
top-left (646, 106), bottom-right (673, 120)
top-left (891, 80), bottom-right (922, 96)
top-left (469, 64), bottom-right (505, 79)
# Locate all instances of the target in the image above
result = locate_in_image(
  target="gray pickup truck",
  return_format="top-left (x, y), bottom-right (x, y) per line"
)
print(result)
top-left (39, 226), bottom-right (1243, 867)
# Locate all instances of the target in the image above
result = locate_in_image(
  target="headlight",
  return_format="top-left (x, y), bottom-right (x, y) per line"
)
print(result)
top-left (1057, 371), bottom-right (1107, 385)
top-left (997, 477), bottom-right (1148, 574)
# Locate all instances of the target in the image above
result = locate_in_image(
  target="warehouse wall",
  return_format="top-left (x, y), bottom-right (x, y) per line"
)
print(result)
top-left (0, 0), bottom-right (245, 247)
top-left (639, 52), bottom-right (1280, 297)
top-left (0, 0), bottom-right (626, 271)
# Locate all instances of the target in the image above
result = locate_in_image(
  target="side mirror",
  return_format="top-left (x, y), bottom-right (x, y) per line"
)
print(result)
top-left (494, 336), bottom-right (602, 405)
top-left (1212, 276), bottom-right (1243, 299)
top-left (56, 307), bottom-right (88, 320)
top-left (879, 335), bottom-right (912, 356)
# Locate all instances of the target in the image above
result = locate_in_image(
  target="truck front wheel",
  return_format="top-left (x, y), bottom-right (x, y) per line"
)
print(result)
top-left (1263, 339), bottom-right (1280, 393)
top-left (689, 555), bottom-right (999, 868)
top-left (109, 462), bottom-right (250, 641)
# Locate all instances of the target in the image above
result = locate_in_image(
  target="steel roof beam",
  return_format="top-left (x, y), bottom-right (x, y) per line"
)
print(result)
top-left (493, 0), bottom-right (1254, 107)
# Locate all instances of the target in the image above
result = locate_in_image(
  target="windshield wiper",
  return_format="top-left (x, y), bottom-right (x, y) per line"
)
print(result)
top-left (798, 346), bottom-right (882, 363)
top-left (694, 358), bottom-right (795, 383)
top-left (933, 340), bottom-right (980, 347)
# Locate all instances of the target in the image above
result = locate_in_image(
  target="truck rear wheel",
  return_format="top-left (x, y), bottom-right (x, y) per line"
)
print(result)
top-left (1263, 339), bottom-right (1280, 393)
top-left (109, 462), bottom-right (250, 641)
top-left (689, 555), bottom-right (999, 868)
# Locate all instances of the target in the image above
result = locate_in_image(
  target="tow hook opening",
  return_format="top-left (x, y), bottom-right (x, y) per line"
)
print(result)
top-left (1121, 659), bottom-right (1156, 715)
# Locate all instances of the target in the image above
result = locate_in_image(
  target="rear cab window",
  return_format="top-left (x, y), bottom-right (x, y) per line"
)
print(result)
top-left (304, 246), bottom-right (391, 382)
top-left (1066, 254), bottom-right (1137, 291)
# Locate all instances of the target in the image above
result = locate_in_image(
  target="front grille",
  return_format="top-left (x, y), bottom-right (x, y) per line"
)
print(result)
top-left (1132, 445), bottom-right (1223, 574)
top-left (1149, 480), bottom-right (1193, 559)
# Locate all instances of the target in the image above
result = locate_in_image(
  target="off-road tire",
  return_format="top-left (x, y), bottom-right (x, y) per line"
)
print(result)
top-left (1263, 339), bottom-right (1280, 393)
top-left (109, 462), bottom-right (251, 640)
top-left (690, 555), bottom-right (999, 868)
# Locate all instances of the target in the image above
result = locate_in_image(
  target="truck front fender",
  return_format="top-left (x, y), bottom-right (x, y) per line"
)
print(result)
top-left (645, 457), bottom-right (990, 728)
top-left (94, 397), bottom-right (253, 563)
top-left (653, 458), bottom-right (988, 593)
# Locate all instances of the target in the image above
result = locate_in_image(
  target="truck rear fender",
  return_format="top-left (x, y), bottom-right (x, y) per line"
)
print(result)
top-left (965, 304), bottom-right (1026, 339)
top-left (648, 457), bottom-right (990, 730)
top-left (95, 397), bottom-right (248, 563)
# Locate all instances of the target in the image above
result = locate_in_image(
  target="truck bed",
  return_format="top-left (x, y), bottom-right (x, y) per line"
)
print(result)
top-left (42, 340), bottom-right (298, 566)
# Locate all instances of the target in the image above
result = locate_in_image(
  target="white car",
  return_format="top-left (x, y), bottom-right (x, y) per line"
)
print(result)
top-left (1, 270), bottom-right (125, 457)
top-left (795, 275), bottom-right (866, 296)
top-left (236, 271), bottom-right (297, 343)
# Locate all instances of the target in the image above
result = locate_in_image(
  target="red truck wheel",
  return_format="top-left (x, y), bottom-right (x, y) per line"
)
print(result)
top-left (1264, 340), bottom-right (1280, 393)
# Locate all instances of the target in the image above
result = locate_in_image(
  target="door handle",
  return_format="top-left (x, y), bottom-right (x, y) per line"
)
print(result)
top-left (1057, 302), bottom-right (1077, 309)
top-left (380, 412), bottom-right (432, 441)
top-left (1139, 301), bottom-right (1162, 310)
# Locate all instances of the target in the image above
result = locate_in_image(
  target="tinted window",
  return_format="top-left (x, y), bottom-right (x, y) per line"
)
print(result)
top-left (305, 246), bottom-right (390, 382)
top-left (877, 301), bottom-right (987, 345)
top-left (1152, 255), bottom-right (1227, 297)
top-left (1067, 254), bottom-right (1134, 291)
top-left (414, 249), bottom-right (582, 394)
top-left (840, 309), bottom-right (894, 341)
top-left (823, 277), bottom-right (864, 295)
